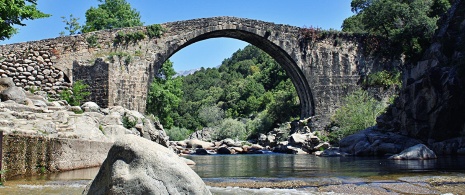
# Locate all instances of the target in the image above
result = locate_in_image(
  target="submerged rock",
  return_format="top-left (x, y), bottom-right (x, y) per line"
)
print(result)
top-left (388, 144), bottom-right (437, 160)
top-left (83, 134), bottom-right (211, 195)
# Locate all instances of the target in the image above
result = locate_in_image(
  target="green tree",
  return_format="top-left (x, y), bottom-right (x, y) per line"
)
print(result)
top-left (0, 0), bottom-right (50, 40)
top-left (60, 14), bottom-right (81, 36)
top-left (82, 0), bottom-right (143, 33)
top-left (146, 60), bottom-right (183, 129)
top-left (212, 118), bottom-right (247, 141)
top-left (342, 0), bottom-right (451, 60)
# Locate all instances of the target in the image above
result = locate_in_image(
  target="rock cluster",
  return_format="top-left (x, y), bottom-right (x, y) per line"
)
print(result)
top-left (171, 119), bottom-right (329, 155)
top-left (0, 81), bottom-right (168, 146)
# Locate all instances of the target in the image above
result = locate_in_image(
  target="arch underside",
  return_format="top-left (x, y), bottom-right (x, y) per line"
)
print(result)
top-left (166, 29), bottom-right (315, 119)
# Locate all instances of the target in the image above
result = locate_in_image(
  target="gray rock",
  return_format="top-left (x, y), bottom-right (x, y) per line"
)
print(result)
top-left (68, 106), bottom-right (82, 113)
top-left (186, 139), bottom-right (214, 149)
top-left (83, 135), bottom-right (211, 195)
top-left (102, 125), bottom-right (128, 142)
top-left (195, 148), bottom-right (209, 155)
top-left (0, 77), bottom-right (15, 91)
top-left (0, 86), bottom-right (27, 103)
top-left (388, 144), bottom-right (437, 160)
top-left (101, 112), bottom-right (122, 126)
top-left (141, 119), bottom-right (169, 147)
top-left (180, 157), bottom-right (196, 165)
top-left (340, 127), bottom-right (422, 156)
top-left (81, 102), bottom-right (100, 112)
top-left (31, 99), bottom-right (47, 107)
top-left (217, 147), bottom-right (232, 154)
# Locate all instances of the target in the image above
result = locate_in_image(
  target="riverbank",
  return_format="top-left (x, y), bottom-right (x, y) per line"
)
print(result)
top-left (1, 166), bottom-right (464, 195)
top-left (205, 174), bottom-right (465, 194)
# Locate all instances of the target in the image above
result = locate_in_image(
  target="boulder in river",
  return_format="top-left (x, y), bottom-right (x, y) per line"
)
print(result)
top-left (388, 144), bottom-right (437, 160)
top-left (83, 134), bottom-right (211, 195)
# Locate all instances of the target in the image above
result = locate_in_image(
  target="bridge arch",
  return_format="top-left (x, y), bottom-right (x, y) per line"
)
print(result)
top-left (152, 19), bottom-right (315, 119)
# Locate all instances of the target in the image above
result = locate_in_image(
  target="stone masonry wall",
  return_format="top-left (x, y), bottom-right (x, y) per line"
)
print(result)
top-left (1, 134), bottom-right (113, 179)
top-left (0, 43), bottom-right (71, 95)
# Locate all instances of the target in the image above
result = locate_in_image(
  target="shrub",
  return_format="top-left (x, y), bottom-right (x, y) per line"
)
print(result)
top-left (212, 118), bottom-right (247, 141)
top-left (122, 115), bottom-right (137, 129)
top-left (59, 80), bottom-right (90, 106)
top-left (364, 70), bottom-right (401, 88)
top-left (86, 34), bottom-right (98, 47)
top-left (146, 24), bottom-right (164, 38)
top-left (113, 31), bottom-right (146, 46)
top-left (329, 90), bottom-right (386, 143)
top-left (166, 126), bottom-right (192, 141)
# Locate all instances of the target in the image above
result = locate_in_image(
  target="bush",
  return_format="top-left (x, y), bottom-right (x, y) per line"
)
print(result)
top-left (146, 24), bottom-right (164, 38)
top-left (364, 70), bottom-right (401, 88)
top-left (212, 118), bottom-right (247, 141)
top-left (329, 90), bottom-right (386, 143)
top-left (86, 34), bottom-right (98, 47)
top-left (59, 80), bottom-right (90, 106)
top-left (122, 115), bottom-right (137, 129)
top-left (166, 126), bottom-right (192, 141)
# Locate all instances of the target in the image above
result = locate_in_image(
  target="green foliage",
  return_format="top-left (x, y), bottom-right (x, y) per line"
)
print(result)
top-left (86, 34), bottom-right (99, 47)
top-left (60, 14), bottom-right (81, 35)
top-left (59, 80), bottom-right (91, 106)
top-left (342, 0), bottom-right (451, 61)
top-left (168, 45), bottom-right (299, 139)
top-left (212, 118), bottom-right (248, 141)
top-left (0, 0), bottom-right (50, 40)
top-left (364, 70), bottom-right (401, 88)
top-left (146, 24), bottom-right (165, 38)
top-left (107, 51), bottom-right (132, 65)
top-left (198, 105), bottom-right (224, 127)
top-left (165, 126), bottom-right (192, 141)
top-left (113, 31), bottom-right (146, 46)
top-left (0, 169), bottom-right (7, 185)
top-left (146, 59), bottom-right (183, 129)
top-left (122, 114), bottom-right (137, 129)
top-left (330, 90), bottom-right (386, 143)
top-left (82, 0), bottom-right (143, 33)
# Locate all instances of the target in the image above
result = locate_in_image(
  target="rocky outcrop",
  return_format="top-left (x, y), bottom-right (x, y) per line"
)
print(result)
top-left (340, 127), bottom-right (422, 156)
top-left (341, 0), bottom-right (465, 156)
top-left (0, 85), bottom-right (169, 178)
top-left (83, 135), bottom-right (211, 195)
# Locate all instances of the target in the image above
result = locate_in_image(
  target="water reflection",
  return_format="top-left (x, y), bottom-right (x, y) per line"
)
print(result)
top-left (186, 154), bottom-right (465, 178)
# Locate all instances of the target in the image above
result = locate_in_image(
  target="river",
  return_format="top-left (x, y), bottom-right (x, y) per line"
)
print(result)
top-left (1, 154), bottom-right (465, 194)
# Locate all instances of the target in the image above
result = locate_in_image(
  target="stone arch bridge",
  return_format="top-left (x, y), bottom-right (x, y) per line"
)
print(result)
top-left (0, 17), bottom-right (397, 125)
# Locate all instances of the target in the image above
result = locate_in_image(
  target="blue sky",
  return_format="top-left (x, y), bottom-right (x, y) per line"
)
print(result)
top-left (2, 0), bottom-right (353, 71)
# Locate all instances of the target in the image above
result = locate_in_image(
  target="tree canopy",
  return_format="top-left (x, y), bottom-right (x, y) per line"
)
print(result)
top-left (0, 0), bottom-right (50, 40)
top-left (342, 0), bottom-right (451, 60)
top-left (150, 45), bottom-right (300, 140)
top-left (82, 0), bottom-right (143, 33)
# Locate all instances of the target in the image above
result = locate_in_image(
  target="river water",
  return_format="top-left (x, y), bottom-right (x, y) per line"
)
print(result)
top-left (1, 154), bottom-right (465, 194)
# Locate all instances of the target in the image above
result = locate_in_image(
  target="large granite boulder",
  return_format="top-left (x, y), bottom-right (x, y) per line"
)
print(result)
top-left (83, 134), bottom-right (211, 195)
